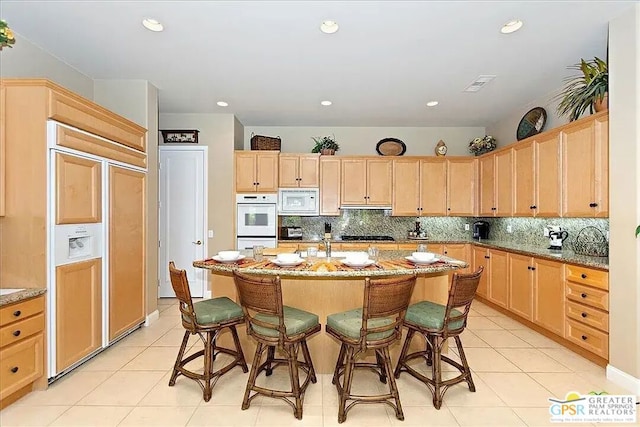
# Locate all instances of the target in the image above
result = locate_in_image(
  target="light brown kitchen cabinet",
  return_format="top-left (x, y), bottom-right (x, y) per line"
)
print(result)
top-left (472, 246), bottom-right (489, 298)
top-left (562, 112), bottom-right (608, 217)
top-left (512, 140), bottom-right (535, 216)
top-left (421, 159), bottom-right (448, 215)
top-left (319, 157), bottom-right (341, 216)
top-left (508, 253), bottom-right (534, 320)
top-left (278, 154), bottom-right (319, 188)
top-left (479, 155), bottom-right (495, 216)
top-left (0, 295), bottom-right (45, 409)
top-left (392, 158), bottom-right (421, 216)
top-left (479, 150), bottom-right (513, 217)
top-left (392, 158), bottom-right (447, 216)
top-left (55, 259), bottom-right (102, 371)
top-left (533, 258), bottom-right (565, 336)
top-left (442, 243), bottom-right (471, 274)
top-left (488, 249), bottom-right (508, 308)
top-left (341, 158), bottom-right (392, 206)
top-left (109, 166), bottom-right (146, 341)
top-left (55, 152), bottom-right (102, 224)
top-left (234, 151), bottom-right (279, 193)
top-left (446, 158), bottom-right (476, 216)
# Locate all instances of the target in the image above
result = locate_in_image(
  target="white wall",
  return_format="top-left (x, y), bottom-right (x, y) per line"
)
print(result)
top-left (234, 117), bottom-right (244, 150)
top-left (244, 126), bottom-right (485, 156)
top-left (0, 33), bottom-right (93, 99)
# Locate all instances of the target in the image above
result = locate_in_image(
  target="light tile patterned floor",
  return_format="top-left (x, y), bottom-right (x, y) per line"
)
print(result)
top-left (1, 299), bottom-right (636, 426)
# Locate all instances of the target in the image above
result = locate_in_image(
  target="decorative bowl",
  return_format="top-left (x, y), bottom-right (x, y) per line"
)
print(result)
top-left (218, 250), bottom-right (240, 260)
top-left (344, 251), bottom-right (370, 264)
top-left (412, 252), bottom-right (436, 262)
top-left (276, 253), bottom-right (302, 263)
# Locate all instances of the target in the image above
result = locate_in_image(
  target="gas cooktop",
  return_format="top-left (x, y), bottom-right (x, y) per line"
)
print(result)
top-left (340, 235), bottom-right (395, 241)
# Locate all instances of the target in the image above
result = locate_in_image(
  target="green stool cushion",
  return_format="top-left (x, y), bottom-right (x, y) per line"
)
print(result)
top-left (189, 297), bottom-right (243, 325)
top-left (252, 306), bottom-right (319, 338)
top-left (405, 301), bottom-right (464, 331)
top-left (327, 308), bottom-right (394, 341)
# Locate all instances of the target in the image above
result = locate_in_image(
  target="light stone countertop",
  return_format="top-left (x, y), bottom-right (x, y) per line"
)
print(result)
top-left (0, 288), bottom-right (47, 307)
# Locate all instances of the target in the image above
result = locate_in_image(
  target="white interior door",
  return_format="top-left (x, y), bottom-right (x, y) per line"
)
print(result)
top-left (159, 147), bottom-right (207, 298)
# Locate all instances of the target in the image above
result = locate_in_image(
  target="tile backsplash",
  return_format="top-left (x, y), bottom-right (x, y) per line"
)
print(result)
top-left (280, 211), bottom-right (609, 251)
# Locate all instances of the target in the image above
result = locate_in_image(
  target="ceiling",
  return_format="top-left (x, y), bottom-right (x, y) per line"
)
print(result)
top-left (1, 1), bottom-right (633, 127)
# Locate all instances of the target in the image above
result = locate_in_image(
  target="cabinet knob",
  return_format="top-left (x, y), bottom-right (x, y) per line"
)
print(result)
top-left (581, 312), bottom-right (587, 318)
top-left (531, 267), bottom-right (536, 271)
top-left (13, 310), bottom-right (21, 317)
top-left (531, 205), bottom-right (537, 209)
top-left (581, 273), bottom-right (587, 279)
top-left (444, 251), bottom-right (448, 255)
top-left (581, 335), bottom-right (588, 341)
top-left (447, 207), bottom-right (451, 211)
top-left (484, 255), bottom-right (490, 259)
top-left (12, 330), bottom-right (21, 337)
top-left (581, 293), bottom-right (587, 298)
top-left (589, 202), bottom-right (598, 207)
top-left (529, 205), bottom-right (534, 209)
top-left (10, 366), bottom-right (18, 373)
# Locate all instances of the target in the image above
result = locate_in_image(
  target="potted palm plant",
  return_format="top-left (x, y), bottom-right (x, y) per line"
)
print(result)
top-left (311, 135), bottom-right (340, 155)
top-left (557, 57), bottom-right (608, 122)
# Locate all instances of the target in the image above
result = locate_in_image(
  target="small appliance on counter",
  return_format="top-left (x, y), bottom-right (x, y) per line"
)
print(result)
top-left (547, 225), bottom-right (569, 250)
top-left (472, 221), bottom-right (490, 240)
top-left (407, 220), bottom-right (427, 239)
top-left (280, 226), bottom-right (303, 240)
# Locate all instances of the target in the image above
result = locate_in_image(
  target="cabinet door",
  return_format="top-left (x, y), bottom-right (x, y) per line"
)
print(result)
top-left (55, 152), bottom-right (102, 224)
top-left (235, 152), bottom-right (257, 192)
top-left (0, 334), bottom-right (44, 401)
top-left (488, 250), bottom-right (509, 308)
top-left (298, 155), bottom-right (319, 187)
top-left (420, 159), bottom-right (447, 215)
top-left (533, 258), bottom-right (565, 336)
top-left (447, 158), bottom-right (476, 216)
top-left (495, 149), bottom-right (513, 216)
top-left (562, 119), bottom-right (596, 216)
top-left (319, 157), bottom-right (341, 216)
top-left (278, 155), bottom-right (299, 188)
top-left (427, 244), bottom-right (444, 255)
top-left (508, 253), bottom-right (533, 320)
top-left (341, 159), bottom-right (367, 205)
top-left (535, 133), bottom-right (561, 217)
top-left (255, 153), bottom-right (279, 192)
top-left (109, 166), bottom-right (145, 341)
top-left (594, 114), bottom-right (608, 217)
top-left (55, 259), bottom-right (102, 371)
top-left (472, 247), bottom-right (489, 298)
top-left (444, 244), bottom-right (470, 274)
top-left (479, 155), bottom-right (495, 216)
top-left (513, 141), bottom-right (535, 216)
top-left (392, 159), bottom-right (420, 216)
top-left (367, 159), bottom-right (392, 205)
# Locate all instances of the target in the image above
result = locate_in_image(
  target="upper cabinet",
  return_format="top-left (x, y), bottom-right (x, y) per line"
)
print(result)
top-left (319, 157), bottom-right (341, 216)
top-left (341, 158), bottom-right (392, 206)
top-left (562, 112), bottom-right (608, 217)
top-left (479, 149), bottom-right (513, 217)
top-left (392, 158), bottom-right (447, 216)
top-left (278, 154), bottom-right (319, 188)
top-left (447, 158), bottom-right (477, 216)
top-left (235, 151), bottom-right (279, 193)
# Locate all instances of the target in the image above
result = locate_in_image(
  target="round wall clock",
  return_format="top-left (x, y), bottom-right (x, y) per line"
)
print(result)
top-left (516, 107), bottom-right (547, 141)
top-left (435, 140), bottom-right (447, 156)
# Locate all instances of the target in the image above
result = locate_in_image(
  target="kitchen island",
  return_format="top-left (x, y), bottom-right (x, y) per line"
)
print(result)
top-left (194, 251), bottom-right (467, 373)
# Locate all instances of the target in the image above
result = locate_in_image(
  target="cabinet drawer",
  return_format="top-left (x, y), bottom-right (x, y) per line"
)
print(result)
top-left (566, 282), bottom-right (608, 311)
top-left (0, 297), bottom-right (45, 326)
top-left (565, 319), bottom-right (608, 359)
top-left (0, 334), bottom-right (44, 400)
top-left (566, 301), bottom-right (608, 332)
top-left (565, 265), bottom-right (608, 290)
top-left (0, 314), bottom-right (45, 348)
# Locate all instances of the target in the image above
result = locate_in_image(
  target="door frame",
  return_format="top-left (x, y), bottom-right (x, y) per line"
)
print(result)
top-left (158, 145), bottom-right (208, 298)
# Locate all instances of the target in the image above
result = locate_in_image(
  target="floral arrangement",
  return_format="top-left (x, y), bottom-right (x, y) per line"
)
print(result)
top-left (468, 135), bottom-right (497, 155)
top-left (0, 20), bottom-right (16, 50)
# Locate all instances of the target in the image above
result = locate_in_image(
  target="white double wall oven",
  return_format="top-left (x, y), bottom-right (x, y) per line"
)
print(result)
top-left (236, 193), bottom-right (278, 250)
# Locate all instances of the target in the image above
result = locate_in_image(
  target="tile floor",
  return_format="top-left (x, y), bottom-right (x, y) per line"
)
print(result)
top-left (1, 299), bottom-right (636, 426)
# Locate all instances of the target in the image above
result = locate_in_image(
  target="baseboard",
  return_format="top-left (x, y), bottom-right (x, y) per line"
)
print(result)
top-left (145, 309), bottom-right (160, 326)
top-left (204, 290), bottom-right (212, 299)
top-left (606, 364), bottom-right (640, 395)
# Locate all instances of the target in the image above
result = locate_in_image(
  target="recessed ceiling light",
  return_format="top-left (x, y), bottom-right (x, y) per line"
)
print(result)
top-left (142, 18), bottom-right (164, 32)
top-left (320, 100), bottom-right (332, 106)
top-left (426, 101), bottom-right (439, 107)
top-left (320, 20), bottom-right (339, 34)
top-left (500, 19), bottom-right (523, 34)
top-left (216, 101), bottom-right (229, 107)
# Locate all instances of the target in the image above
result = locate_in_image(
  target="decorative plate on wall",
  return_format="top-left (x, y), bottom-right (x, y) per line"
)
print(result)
top-left (516, 107), bottom-right (547, 141)
top-left (376, 138), bottom-right (406, 156)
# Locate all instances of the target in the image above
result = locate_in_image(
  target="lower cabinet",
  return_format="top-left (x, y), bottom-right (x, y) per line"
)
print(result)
top-left (508, 253), bottom-right (534, 320)
top-left (0, 295), bottom-right (45, 408)
top-left (472, 246), bottom-right (489, 298)
top-left (472, 247), bottom-right (507, 306)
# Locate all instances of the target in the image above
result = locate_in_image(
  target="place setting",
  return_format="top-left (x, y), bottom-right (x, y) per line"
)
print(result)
top-left (339, 251), bottom-right (379, 270)
top-left (268, 252), bottom-right (308, 269)
top-left (404, 251), bottom-right (443, 267)
top-left (208, 250), bottom-right (246, 264)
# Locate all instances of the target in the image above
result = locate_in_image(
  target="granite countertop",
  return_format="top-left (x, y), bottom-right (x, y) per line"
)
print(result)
top-left (0, 288), bottom-right (47, 307)
top-left (279, 238), bottom-right (609, 270)
top-left (194, 250), bottom-right (467, 278)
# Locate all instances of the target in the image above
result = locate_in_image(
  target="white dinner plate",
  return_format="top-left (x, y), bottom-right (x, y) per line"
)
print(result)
top-left (212, 255), bottom-right (246, 263)
top-left (341, 259), bottom-right (375, 269)
top-left (271, 258), bottom-right (305, 267)
top-left (405, 256), bottom-right (440, 265)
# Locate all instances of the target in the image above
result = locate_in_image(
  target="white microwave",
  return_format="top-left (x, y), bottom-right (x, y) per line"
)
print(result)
top-left (278, 188), bottom-right (319, 216)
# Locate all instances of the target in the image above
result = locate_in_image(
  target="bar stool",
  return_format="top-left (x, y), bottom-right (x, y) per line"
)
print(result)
top-left (394, 267), bottom-right (484, 409)
top-left (232, 271), bottom-right (321, 420)
top-left (168, 262), bottom-right (248, 402)
top-left (326, 275), bottom-right (416, 423)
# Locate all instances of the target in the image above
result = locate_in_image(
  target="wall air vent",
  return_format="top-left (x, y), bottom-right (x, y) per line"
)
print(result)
top-left (463, 75), bottom-right (496, 93)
